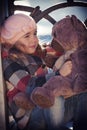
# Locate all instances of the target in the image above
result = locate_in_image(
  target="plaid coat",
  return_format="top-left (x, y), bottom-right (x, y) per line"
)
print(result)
top-left (2, 45), bottom-right (57, 101)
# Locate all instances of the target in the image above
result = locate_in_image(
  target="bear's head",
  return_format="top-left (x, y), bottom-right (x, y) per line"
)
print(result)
top-left (51, 15), bottom-right (87, 52)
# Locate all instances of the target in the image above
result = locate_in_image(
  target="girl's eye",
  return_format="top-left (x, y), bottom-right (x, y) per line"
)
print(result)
top-left (24, 34), bottom-right (30, 38)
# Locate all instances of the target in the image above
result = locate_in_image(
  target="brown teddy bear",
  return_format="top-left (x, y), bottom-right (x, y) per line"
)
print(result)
top-left (31, 15), bottom-right (87, 108)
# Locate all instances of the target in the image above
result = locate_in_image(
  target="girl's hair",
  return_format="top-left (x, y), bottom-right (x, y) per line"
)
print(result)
top-left (35, 44), bottom-right (47, 59)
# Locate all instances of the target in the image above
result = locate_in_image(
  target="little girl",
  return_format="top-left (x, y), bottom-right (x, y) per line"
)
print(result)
top-left (0, 13), bottom-right (72, 130)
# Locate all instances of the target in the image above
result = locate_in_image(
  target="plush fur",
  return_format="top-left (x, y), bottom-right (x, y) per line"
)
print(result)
top-left (31, 15), bottom-right (87, 107)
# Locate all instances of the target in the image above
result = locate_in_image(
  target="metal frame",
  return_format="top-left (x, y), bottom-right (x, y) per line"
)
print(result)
top-left (8, 0), bottom-right (87, 24)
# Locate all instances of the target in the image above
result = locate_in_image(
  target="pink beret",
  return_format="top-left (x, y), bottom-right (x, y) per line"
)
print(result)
top-left (1, 13), bottom-right (36, 44)
top-left (52, 15), bottom-right (87, 50)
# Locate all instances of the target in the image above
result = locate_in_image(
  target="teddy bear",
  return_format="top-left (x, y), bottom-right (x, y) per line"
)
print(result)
top-left (30, 15), bottom-right (87, 108)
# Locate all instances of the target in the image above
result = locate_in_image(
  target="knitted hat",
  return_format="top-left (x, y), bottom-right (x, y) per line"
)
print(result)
top-left (52, 15), bottom-right (87, 50)
top-left (1, 13), bottom-right (36, 44)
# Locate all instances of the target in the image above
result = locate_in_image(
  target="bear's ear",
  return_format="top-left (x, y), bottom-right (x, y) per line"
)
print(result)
top-left (84, 18), bottom-right (87, 27)
top-left (71, 15), bottom-right (78, 27)
top-left (71, 15), bottom-right (86, 31)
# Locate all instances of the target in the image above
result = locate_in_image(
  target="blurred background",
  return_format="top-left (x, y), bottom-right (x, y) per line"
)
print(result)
top-left (13, 0), bottom-right (87, 44)
top-left (14, 1), bottom-right (87, 33)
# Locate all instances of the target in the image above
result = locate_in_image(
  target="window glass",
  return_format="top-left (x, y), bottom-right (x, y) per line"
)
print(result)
top-left (14, 0), bottom-right (87, 43)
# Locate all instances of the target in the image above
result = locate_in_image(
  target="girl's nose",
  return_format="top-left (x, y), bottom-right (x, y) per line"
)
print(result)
top-left (26, 36), bottom-right (38, 47)
top-left (31, 36), bottom-right (38, 43)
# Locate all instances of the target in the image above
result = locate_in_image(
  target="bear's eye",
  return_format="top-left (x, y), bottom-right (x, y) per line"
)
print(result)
top-left (53, 32), bottom-right (56, 38)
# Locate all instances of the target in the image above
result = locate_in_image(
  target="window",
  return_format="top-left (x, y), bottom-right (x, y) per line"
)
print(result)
top-left (14, 0), bottom-right (87, 44)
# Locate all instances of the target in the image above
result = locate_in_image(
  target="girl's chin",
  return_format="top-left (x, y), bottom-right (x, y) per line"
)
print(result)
top-left (26, 50), bottom-right (36, 54)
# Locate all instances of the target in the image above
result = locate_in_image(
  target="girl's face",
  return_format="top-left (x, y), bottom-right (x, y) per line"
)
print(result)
top-left (14, 28), bottom-right (38, 54)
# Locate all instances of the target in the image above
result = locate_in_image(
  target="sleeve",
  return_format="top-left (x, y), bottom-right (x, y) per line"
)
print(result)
top-left (35, 68), bottom-right (60, 87)
top-left (2, 57), bottom-right (60, 93)
top-left (45, 46), bottom-right (62, 56)
top-left (43, 46), bottom-right (63, 68)
top-left (3, 58), bottom-right (31, 92)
